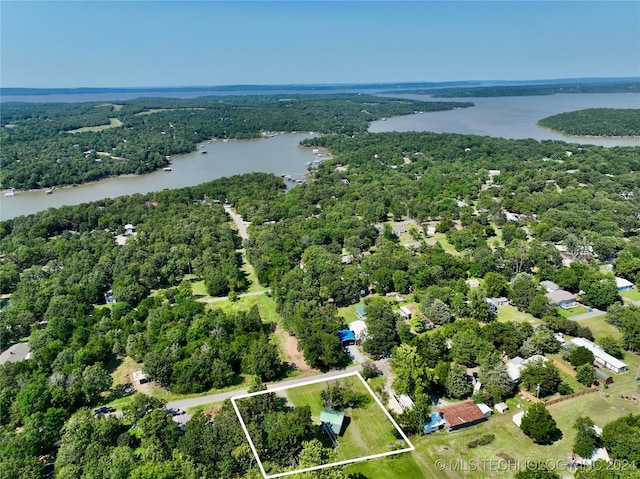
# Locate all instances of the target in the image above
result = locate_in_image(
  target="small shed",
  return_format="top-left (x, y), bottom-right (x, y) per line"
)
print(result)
top-left (320, 409), bottom-right (345, 436)
top-left (132, 370), bottom-right (148, 385)
top-left (494, 402), bottom-right (509, 414)
top-left (595, 367), bottom-right (613, 385)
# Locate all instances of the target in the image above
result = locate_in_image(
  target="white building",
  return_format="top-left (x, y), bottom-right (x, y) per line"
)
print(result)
top-left (567, 338), bottom-right (628, 373)
top-left (347, 320), bottom-right (368, 341)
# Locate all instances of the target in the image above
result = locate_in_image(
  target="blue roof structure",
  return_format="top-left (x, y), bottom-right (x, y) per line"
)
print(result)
top-left (338, 330), bottom-right (356, 343)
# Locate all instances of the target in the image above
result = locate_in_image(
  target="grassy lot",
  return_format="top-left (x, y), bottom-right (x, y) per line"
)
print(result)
top-left (621, 289), bottom-right (640, 301)
top-left (557, 306), bottom-right (589, 318)
top-left (574, 316), bottom-right (622, 340)
top-left (190, 280), bottom-right (208, 296)
top-left (343, 453), bottom-right (424, 479)
top-left (207, 293), bottom-right (279, 324)
top-left (426, 234), bottom-right (460, 257)
top-left (280, 374), bottom-right (410, 465)
top-left (240, 252), bottom-right (264, 293)
top-left (496, 305), bottom-right (541, 325)
top-left (67, 117), bottom-right (123, 133)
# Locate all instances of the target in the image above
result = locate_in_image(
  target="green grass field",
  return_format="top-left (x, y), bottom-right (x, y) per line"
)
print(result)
top-left (496, 305), bottom-right (541, 325)
top-left (253, 374), bottom-right (412, 471)
top-left (621, 289), bottom-right (640, 301)
top-left (557, 306), bottom-right (589, 318)
top-left (575, 316), bottom-right (622, 340)
top-left (67, 117), bottom-right (123, 133)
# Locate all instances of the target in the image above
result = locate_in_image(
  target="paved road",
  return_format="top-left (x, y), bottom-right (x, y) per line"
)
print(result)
top-left (167, 358), bottom-right (389, 411)
top-left (224, 204), bottom-right (250, 240)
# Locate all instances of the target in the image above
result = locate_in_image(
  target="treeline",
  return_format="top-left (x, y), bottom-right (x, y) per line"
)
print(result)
top-left (395, 81), bottom-right (640, 97)
top-left (0, 95), bottom-right (471, 189)
top-left (538, 108), bottom-right (640, 137)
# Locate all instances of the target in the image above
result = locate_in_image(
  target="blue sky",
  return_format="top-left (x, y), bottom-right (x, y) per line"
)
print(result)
top-left (1, 1), bottom-right (638, 88)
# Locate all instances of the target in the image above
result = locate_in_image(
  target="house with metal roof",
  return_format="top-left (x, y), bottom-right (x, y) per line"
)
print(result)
top-left (567, 337), bottom-right (627, 373)
top-left (440, 401), bottom-right (488, 432)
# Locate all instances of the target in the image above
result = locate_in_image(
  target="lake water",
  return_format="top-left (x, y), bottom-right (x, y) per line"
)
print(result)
top-left (0, 133), bottom-right (317, 220)
top-left (370, 93), bottom-right (640, 147)
top-left (2, 93), bottom-right (639, 220)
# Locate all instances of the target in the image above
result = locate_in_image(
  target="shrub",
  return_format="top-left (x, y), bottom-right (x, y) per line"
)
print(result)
top-left (468, 434), bottom-right (495, 448)
top-left (558, 381), bottom-right (574, 395)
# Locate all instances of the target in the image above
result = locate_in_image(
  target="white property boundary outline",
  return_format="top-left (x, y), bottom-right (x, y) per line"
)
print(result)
top-left (231, 371), bottom-right (415, 479)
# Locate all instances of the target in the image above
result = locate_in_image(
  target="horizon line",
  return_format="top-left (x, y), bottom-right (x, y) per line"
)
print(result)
top-left (2, 76), bottom-right (639, 93)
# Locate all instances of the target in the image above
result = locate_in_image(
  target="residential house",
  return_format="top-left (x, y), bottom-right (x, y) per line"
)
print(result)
top-left (540, 280), bottom-right (561, 293)
top-left (399, 304), bottom-right (419, 319)
top-left (440, 401), bottom-right (489, 432)
top-left (487, 297), bottom-right (509, 308)
top-left (546, 290), bottom-right (578, 309)
top-left (567, 337), bottom-right (628, 373)
top-left (615, 277), bottom-right (633, 292)
top-left (506, 354), bottom-right (548, 382)
top-left (348, 320), bottom-right (368, 341)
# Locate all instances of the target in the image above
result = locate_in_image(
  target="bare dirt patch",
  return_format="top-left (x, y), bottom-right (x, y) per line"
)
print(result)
top-left (275, 325), bottom-right (313, 372)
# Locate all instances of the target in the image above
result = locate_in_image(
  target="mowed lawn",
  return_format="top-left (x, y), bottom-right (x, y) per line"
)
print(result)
top-left (284, 374), bottom-right (410, 463)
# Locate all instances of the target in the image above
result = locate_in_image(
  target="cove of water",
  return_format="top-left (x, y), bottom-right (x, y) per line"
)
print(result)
top-left (0, 133), bottom-right (317, 220)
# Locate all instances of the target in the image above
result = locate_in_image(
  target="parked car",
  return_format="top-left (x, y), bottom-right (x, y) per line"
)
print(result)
top-left (166, 407), bottom-right (185, 416)
top-left (94, 406), bottom-right (116, 415)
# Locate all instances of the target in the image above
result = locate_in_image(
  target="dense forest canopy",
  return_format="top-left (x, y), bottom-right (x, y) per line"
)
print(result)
top-left (389, 81), bottom-right (640, 97)
top-left (538, 108), bottom-right (640, 137)
top-left (0, 95), bottom-right (471, 190)
top-left (1, 96), bottom-right (640, 478)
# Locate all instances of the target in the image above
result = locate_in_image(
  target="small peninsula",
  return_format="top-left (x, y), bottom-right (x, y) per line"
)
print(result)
top-left (537, 108), bottom-right (640, 138)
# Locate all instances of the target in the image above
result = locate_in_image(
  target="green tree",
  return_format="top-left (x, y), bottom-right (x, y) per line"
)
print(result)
top-left (576, 363), bottom-right (598, 387)
top-left (244, 335), bottom-right (283, 382)
top-left (569, 346), bottom-right (595, 367)
top-left (520, 403), bottom-right (560, 445)
top-left (573, 416), bottom-right (599, 459)
top-left (424, 299), bottom-right (453, 325)
top-left (390, 343), bottom-right (431, 397)
top-left (483, 272), bottom-right (510, 298)
top-left (362, 298), bottom-right (398, 358)
top-left (321, 381), bottom-right (352, 411)
top-left (601, 414), bottom-right (640, 463)
top-left (509, 273), bottom-right (539, 311)
top-left (445, 365), bottom-right (473, 399)
top-left (394, 393), bottom-right (432, 435)
top-left (519, 359), bottom-right (562, 397)
top-left (81, 363), bottom-right (113, 403)
top-left (123, 393), bottom-right (166, 423)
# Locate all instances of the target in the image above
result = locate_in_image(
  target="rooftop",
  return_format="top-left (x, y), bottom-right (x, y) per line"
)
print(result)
top-left (440, 401), bottom-right (485, 428)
